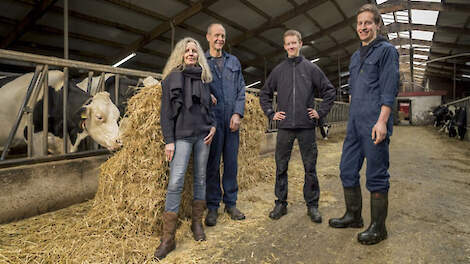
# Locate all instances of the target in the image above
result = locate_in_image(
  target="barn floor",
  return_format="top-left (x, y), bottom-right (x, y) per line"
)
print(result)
top-left (162, 126), bottom-right (470, 264)
top-left (1, 126), bottom-right (469, 263)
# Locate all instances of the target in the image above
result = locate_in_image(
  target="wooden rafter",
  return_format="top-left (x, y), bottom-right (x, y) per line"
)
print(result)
top-left (109, 0), bottom-right (219, 63)
top-left (385, 22), bottom-right (470, 36)
top-left (238, 0), bottom-right (271, 20)
top-left (0, 0), bottom-right (58, 49)
top-left (229, 0), bottom-right (329, 47)
top-left (378, 0), bottom-right (470, 14)
top-left (391, 38), bottom-right (470, 51)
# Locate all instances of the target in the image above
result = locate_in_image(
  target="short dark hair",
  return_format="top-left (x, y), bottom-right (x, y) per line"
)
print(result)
top-left (283, 29), bottom-right (302, 43)
top-left (357, 4), bottom-right (382, 26)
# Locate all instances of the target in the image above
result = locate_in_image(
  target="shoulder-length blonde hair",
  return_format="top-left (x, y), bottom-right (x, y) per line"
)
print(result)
top-left (162, 37), bottom-right (212, 83)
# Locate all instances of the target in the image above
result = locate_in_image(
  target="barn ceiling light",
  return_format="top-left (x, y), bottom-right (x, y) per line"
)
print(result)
top-left (112, 53), bottom-right (136, 67)
top-left (246, 80), bottom-right (261, 88)
top-left (462, 74), bottom-right (470, 79)
top-left (466, 62), bottom-right (470, 66)
top-left (311, 58), bottom-right (320, 63)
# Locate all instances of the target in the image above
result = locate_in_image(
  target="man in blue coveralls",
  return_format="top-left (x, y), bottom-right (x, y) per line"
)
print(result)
top-left (204, 23), bottom-right (246, 226)
top-left (328, 4), bottom-right (399, 245)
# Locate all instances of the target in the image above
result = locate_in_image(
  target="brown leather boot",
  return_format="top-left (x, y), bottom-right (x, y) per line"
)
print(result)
top-left (191, 200), bottom-right (206, 241)
top-left (154, 211), bottom-right (178, 260)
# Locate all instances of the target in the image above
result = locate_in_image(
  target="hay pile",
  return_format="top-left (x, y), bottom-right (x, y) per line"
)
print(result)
top-left (0, 84), bottom-right (273, 262)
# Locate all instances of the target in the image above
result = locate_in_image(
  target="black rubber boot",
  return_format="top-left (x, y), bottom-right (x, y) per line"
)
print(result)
top-left (205, 209), bottom-right (218, 226)
top-left (358, 192), bottom-right (388, 245)
top-left (329, 186), bottom-right (364, 228)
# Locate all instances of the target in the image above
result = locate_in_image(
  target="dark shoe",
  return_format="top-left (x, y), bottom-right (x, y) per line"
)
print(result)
top-left (154, 211), bottom-right (178, 260)
top-left (191, 200), bottom-right (206, 241)
top-left (225, 206), bottom-right (246, 220)
top-left (358, 192), bottom-right (388, 245)
top-left (329, 186), bottom-right (364, 228)
top-left (205, 209), bottom-right (218, 227)
top-left (269, 204), bottom-right (287, 220)
top-left (307, 206), bottom-right (322, 223)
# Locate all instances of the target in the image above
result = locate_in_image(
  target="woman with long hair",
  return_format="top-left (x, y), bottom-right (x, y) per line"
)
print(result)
top-left (154, 37), bottom-right (216, 260)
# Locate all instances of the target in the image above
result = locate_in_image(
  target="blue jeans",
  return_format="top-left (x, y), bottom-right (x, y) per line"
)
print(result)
top-left (165, 136), bottom-right (210, 213)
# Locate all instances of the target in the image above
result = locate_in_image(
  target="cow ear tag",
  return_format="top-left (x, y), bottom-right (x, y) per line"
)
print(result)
top-left (81, 111), bottom-right (87, 119)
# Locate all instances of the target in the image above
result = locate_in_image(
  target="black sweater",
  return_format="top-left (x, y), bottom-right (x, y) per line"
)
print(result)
top-left (160, 68), bottom-right (216, 144)
top-left (259, 56), bottom-right (336, 129)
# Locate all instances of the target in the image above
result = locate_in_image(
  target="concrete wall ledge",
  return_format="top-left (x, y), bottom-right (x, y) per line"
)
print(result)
top-left (0, 155), bottom-right (108, 224)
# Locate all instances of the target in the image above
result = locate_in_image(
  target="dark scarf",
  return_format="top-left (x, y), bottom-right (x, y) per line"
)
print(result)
top-left (359, 35), bottom-right (387, 64)
top-left (166, 66), bottom-right (209, 119)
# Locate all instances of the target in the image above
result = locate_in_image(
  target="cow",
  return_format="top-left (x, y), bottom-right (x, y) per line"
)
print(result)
top-left (0, 71), bottom-right (64, 152)
top-left (453, 107), bottom-right (467, 140)
top-left (29, 79), bottom-right (122, 155)
top-left (316, 117), bottom-right (331, 140)
top-left (0, 70), bottom-right (122, 157)
top-left (430, 105), bottom-right (449, 128)
top-left (75, 74), bottom-right (141, 117)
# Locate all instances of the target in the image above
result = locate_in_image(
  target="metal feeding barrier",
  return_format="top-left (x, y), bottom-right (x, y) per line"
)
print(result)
top-left (246, 87), bottom-right (350, 132)
top-left (0, 49), bottom-right (161, 162)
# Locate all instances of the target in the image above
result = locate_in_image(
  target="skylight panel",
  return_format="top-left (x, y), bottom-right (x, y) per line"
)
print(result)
top-left (414, 54), bottom-right (429, 60)
top-left (388, 33), bottom-right (398, 40)
top-left (411, 0), bottom-right (441, 2)
top-left (411, 10), bottom-right (439, 25)
top-left (381, 13), bottom-right (395, 25)
top-left (376, 0), bottom-right (388, 4)
top-left (411, 30), bottom-right (434, 41)
top-left (415, 47), bottom-right (430, 52)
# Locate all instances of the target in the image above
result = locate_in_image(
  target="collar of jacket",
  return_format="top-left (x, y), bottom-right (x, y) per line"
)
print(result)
top-left (286, 55), bottom-right (304, 64)
top-left (205, 50), bottom-right (230, 59)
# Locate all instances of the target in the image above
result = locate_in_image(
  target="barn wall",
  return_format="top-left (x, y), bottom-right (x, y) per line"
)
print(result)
top-left (397, 95), bottom-right (442, 125)
top-left (0, 155), bottom-right (107, 224)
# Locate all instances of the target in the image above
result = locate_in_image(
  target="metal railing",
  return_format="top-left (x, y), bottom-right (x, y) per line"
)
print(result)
top-left (0, 49), bottom-right (161, 161)
top-left (246, 88), bottom-right (350, 132)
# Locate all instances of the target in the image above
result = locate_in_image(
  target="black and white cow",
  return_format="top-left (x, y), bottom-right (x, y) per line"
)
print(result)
top-left (0, 71), bottom-right (65, 151)
top-left (453, 107), bottom-right (467, 140)
top-left (0, 70), bottom-right (122, 156)
top-left (29, 79), bottom-right (122, 155)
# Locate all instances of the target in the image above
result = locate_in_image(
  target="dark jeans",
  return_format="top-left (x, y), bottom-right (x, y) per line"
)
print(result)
top-left (275, 128), bottom-right (319, 208)
top-left (206, 121), bottom-right (240, 210)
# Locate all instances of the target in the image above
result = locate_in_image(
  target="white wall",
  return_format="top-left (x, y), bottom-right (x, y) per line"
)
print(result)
top-left (397, 96), bottom-right (442, 125)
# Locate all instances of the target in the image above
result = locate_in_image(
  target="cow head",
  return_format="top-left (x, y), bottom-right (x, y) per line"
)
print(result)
top-left (81, 92), bottom-right (122, 151)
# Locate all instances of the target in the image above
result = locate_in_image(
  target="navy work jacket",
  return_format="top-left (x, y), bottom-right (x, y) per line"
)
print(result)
top-left (205, 51), bottom-right (246, 122)
top-left (348, 39), bottom-right (399, 136)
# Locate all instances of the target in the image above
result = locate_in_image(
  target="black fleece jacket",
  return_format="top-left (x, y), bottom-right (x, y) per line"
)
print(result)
top-left (259, 56), bottom-right (336, 129)
top-left (160, 68), bottom-right (216, 144)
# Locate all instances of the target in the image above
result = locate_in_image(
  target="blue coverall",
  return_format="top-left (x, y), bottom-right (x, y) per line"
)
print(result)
top-left (339, 40), bottom-right (399, 193)
top-left (205, 51), bottom-right (246, 210)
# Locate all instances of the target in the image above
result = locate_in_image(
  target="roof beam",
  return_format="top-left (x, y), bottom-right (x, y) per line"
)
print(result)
top-left (0, 15), bottom-right (169, 60)
top-left (229, 0), bottom-right (329, 46)
top-left (378, 0), bottom-right (470, 14)
top-left (0, 0), bottom-right (59, 49)
top-left (391, 38), bottom-right (470, 51)
top-left (238, 0), bottom-right (271, 20)
top-left (385, 22), bottom-right (470, 36)
top-left (109, 0), bottom-right (218, 63)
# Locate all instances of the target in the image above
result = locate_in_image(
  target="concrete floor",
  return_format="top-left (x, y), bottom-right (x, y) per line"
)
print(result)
top-left (164, 126), bottom-right (470, 264)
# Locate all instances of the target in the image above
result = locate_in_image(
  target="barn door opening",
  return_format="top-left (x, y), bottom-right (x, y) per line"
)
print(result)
top-left (397, 99), bottom-right (412, 125)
